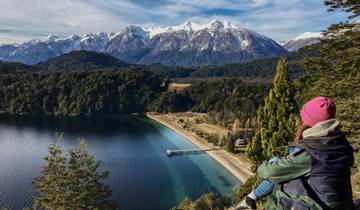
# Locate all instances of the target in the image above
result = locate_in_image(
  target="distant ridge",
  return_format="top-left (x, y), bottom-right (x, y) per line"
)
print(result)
top-left (0, 60), bottom-right (33, 72)
top-left (0, 45), bottom-right (316, 80)
top-left (35, 51), bottom-right (131, 72)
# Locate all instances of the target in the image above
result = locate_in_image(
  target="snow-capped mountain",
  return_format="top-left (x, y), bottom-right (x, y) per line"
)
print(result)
top-left (0, 34), bottom-right (82, 65)
top-left (75, 32), bottom-right (115, 52)
top-left (0, 20), bottom-right (287, 66)
top-left (281, 32), bottom-right (322, 52)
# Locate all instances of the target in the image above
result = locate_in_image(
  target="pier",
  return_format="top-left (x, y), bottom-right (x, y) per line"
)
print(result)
top-left (166, 148), bottom-right (220, 156)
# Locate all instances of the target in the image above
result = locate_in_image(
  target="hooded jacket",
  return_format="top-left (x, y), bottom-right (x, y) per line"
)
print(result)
top-left (257, 119), bottom-right (354, 210)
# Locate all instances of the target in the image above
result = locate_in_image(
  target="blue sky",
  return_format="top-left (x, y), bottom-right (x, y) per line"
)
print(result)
top-left (0, 0), bottom-right (351, 44)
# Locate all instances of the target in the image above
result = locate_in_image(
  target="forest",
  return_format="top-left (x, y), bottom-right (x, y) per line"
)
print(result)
top-left (0, 67), bottom-right (269, 125)
top-left (151, 80), bottom-right (270, 126)
top-left (190, 47), bottom-right (313, 79)
top-left (0, 69), bottom-right (165, 115)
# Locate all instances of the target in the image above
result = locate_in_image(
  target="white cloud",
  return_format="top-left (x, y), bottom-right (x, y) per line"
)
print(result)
top-left (0, 0), bottom-right (349, 44)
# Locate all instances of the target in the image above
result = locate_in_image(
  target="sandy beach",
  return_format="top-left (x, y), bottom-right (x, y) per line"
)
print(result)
top-left (146, 113), bottom-right (254, 183)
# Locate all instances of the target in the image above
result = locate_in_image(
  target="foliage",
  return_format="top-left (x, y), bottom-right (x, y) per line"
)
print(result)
top-left (32, 139), bottom-right (117, 209)
top-left (173, 193), bottom-right (231, 210)
top-left (182, 79), bottom-right (270, 125)
top-left (0, 60), bottom-right (33, 73)
top-left (0, 70), bottom-right (165, 115)
top-left (190, 48), bottom-right (315, 79)
top-left (149, 91), bottom-right (193, 113)
top-left (148, 79), bottom-right (270, 125)
top-left (191, 58), bottom-right (279, 78)
top-left (225, 137), bottom-right (235, 153)
top-left (298, 29), bottom-right (360, 144)
top-left (325, 0), bottom-right (360, 18)
top-left (202, 133), bottom-right (222, 146)
top-left (146, 63), bottom-right (196, 78)
top-left (175, 176), bottom-right (262, 210)
top-left (233, 176), bottom-right (260, 203)
top-left (247, 58), bottom-right (298, 164)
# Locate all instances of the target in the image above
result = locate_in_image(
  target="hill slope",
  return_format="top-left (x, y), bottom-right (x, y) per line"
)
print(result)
top-left (35, 51), bottom-right (131, 72)
top-left (0, 60), bottom-right (33, 72)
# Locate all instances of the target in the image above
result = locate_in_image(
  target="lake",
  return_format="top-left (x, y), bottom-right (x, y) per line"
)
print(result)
top-left (0, 115), bottom-right (239, 210)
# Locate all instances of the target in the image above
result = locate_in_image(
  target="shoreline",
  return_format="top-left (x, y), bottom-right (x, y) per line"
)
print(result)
top-left (146, 112), bottom-right (254, 183)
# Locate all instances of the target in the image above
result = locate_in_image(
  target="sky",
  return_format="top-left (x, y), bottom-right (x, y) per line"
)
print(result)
top-left (0, 0), bottom-right (351, 44)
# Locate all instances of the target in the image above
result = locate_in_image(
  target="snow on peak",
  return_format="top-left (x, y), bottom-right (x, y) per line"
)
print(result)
top-left (294, 32), bottom-right (322, 41)
top-left (175, 19), bottom-right (237, 31)
top-left (123, 25), bottom-right (148, 38)
top-left (80, 32), bottom-right (115, 42)
top-left (209, 20), bottom-right (234, 30)
top-left (144, 20), bottom-right (240, 38)
top-left (24, 39), bottom-right (42, 45)
top-left (145, 26), bottom-right (171, 38)
top-left (66, 34), bottom-right (81, 40)
top-left (46, 35), bottom-right (59, 42)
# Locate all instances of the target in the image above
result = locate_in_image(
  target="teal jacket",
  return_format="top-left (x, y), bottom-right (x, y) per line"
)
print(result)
top-left (257, 150), bottom-right (322, 210)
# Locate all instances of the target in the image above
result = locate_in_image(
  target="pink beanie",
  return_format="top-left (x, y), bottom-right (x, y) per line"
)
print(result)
top-left (300, 96), bottom-right (336, 127)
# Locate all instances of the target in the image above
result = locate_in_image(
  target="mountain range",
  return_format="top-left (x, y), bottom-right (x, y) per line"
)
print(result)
top-left (0, 45), bottom-right (314, 81)
top-left (0, 20), bottom-right (287, 67)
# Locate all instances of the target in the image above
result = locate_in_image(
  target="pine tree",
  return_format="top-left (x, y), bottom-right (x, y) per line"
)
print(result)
top-left (246, 58), bottom-right (297, 164)
top-left (32, 144), bottom-right (68, 209)
top-left (32, 139), bottom-right (117, 209)
top-left (226, 136), bottom-right (235, 153)
top-left (325, 0), bottom-right (360, 18)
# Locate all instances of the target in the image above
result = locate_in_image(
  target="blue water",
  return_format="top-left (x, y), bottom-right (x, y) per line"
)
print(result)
top-left (0, 115), bottom-right (239, 210)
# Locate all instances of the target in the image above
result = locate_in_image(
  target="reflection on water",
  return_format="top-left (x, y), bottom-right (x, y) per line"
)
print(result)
top-left (0, 115), bottom-right (239, 210)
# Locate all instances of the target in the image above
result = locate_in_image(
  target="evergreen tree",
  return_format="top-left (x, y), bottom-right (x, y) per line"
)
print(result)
top-left (32, 139), bottom-right (117, 209)
top-left (247, 58), bottom-right (297, 163)
top-left (226, 136), bottom-right (235, 153)
top-left (32, 143), bottom-right (68, 209)
top-left (325, 0), bottom-right (360, 18)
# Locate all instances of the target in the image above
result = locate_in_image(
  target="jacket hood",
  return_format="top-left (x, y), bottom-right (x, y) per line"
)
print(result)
top-left (302, 119), bottom-right (341, 138)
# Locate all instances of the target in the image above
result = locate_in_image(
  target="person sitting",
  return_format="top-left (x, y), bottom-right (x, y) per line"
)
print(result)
top-left (230, 96), bottom-right (354, 210)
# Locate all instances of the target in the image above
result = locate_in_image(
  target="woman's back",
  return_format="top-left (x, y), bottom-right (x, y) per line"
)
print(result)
top-left (293, 129), bottom-right (354, 209)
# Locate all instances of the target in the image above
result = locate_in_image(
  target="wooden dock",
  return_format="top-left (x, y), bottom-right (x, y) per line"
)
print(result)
top-left (166, 148), bottom-right (220, 156)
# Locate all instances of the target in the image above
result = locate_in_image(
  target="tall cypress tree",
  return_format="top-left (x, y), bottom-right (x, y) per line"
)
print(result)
top-left (247, 58), bottom-right (297, 164)
top-left (226, 136), bottom-right (235, 153)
